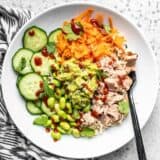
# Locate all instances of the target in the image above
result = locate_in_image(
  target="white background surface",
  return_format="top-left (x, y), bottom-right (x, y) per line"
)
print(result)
top-left (0, 0), bottom-right (160, 160)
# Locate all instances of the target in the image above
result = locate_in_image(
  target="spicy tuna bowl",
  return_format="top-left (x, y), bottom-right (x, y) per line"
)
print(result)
top-left (11, 8), bottom-right (138, 141)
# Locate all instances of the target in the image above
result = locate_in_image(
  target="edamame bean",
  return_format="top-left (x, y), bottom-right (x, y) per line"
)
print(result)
top-left (60, 88), bottom-right (65, 96)
top-left (56, 88), bottom-right (62, 96)
top-left (60, 122), bottom-right (70, 131)
top-left (70, 122), bottom-right (77, 127)
top-left (54, 103), bottom-right (60, 112)
top-left (51, 115), bottom-right (59, 123)
top-left (56, 88), bottom-right (65, 96)
top-left (72, 109), bottom-right (80, 120)
top-left (57, 110), bottom-right (67, 119)
top-left (66, 115), bottom-right (75, 122)
top-left (51, 131), bottom-right (61, 141)
top-left (59, 97), bottom-right (66, 109)
top-left (46, 120), bottom-right (52, 127)
top-left (52, 79), bottom-right (61, 87)
top-left (71, 128), bottom-right (80, 138)
top-left (47, 97), bottom-right (55, 109)
top-left (66, 102), bottom-right (72, 114)
top-left (57, 126), bottom-right (66, 134)
top-left (74, 105), bottom-right (81, 109)
top-left (51, 124), bottom-right (55, 129)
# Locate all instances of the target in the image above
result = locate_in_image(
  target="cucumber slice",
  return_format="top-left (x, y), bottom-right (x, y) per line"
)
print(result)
top-left (23, 26), bottom-right (47, 52)
top-left (26, 101), bottom-right (42, 115)
top-left (35, 100), bottom-right (42, 108)
top-left (41, 102), bottom-right (54, 117)
top-left (16, 75), bottom-right (23, 87)
top-left (31, 52), bottom-right (54, 75)
top-left (48, 28), bottom-right (62, 43)
top-left (18, 73), bottom-right (43, 100)
top-left (12, 48), bottom-right (33, 74)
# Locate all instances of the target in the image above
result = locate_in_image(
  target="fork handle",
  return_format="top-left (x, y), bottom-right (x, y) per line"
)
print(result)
top-left (128, 91), bottom-right (147, 160)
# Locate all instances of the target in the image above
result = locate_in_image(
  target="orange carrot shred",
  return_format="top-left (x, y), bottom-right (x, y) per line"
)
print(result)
top-left (56, 9), bottom-right (126, 61)
top-left (108, 16), bottom-right (113, 29)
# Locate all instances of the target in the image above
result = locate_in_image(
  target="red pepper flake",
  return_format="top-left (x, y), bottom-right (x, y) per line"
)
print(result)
top-left (78, 62), bottom-right (84, 68)
top-left (94, 95), bottom-right (100, 101)
top-left (43, 96), bottom-right (48, 106)
top-left (41, 47), bottom-right (48, 57)
top-left (118, 75), bottom-right (126, 86)
top-left (51, 65), bottom-right (57, 72)
top-left (92, 57), bottom-right (98, 63)
top-left (28, 30), bottom-right (35, 36)
top-left (88, 74), bottom-right (93, 79)
top-left (112, 57), bottom-right (116, 62)
top-left (45, 127), bottom-right (50, 133)
top-left (49, 54), bottom-right (55, 59)
top-left (34, 57), bottom-right (42, 66)
top-left (108, 61), bottom-right (113, 65)
top-left (103, 88), bottom-right (108, 95)
top-left (35, 89), bottom-right (43, 97)
top-left (39, 81), bottom-right (43, 88)
top-left (90, 18), bottom-right (102, 28)
top-left (76, 119), bottom-right (82, 128)
top-left (105, 83), bottom-right (109, 89)
top-left (101, 95), bottom-right (107, 103)
top-left (91, 110), bottom-right (100, 119)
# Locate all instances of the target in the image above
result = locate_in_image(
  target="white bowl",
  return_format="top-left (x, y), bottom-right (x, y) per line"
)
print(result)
top-left (1, 2), bottom-right (159, 159)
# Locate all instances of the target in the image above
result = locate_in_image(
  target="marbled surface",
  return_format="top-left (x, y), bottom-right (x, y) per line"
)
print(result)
top-left (0, 0), bottom-right (160, 160)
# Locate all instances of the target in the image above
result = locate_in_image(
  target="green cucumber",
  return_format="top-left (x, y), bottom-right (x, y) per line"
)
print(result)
top-left (16, 75), bottom-right (23, 87)
top-left (12, 48), bottom-right (33, 74)
top-left (23, 26), bottom-right (47, 52)
top-left (18, 73), bottom-right (43, 100)
top-left (31, 52), bottom-right (54, 75)
top-left (34, 100), bottom-right (42, 108)
top-left (26, 101), bottom-right (42, 115)
top-left (48, 28), bottom-right (62, 43)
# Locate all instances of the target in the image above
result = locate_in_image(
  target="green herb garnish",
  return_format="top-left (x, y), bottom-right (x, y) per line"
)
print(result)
top-left (43, 79), bottom-right (54, 97)
top-left (104, 24), bottom-right (111, 33)
top-left (96, 70), bottom-right (108, 80)
top-left (17, 57), bottom-right (26, 72)
top-left (33, 114), bottom-right (49, 126)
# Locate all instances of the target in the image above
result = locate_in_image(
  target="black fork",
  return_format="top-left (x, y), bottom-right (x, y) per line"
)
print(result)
top-left (128, 71), bottom-right (147, 160)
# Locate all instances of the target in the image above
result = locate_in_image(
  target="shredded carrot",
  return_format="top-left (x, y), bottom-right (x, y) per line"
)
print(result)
top-left (56, 8), bottom-right (126, 61)
top-left (74, 8), bottom-right (94, 22)
top-left (95, 13), bottom-right (104, 26)
top-left (108, 16), bottom-right (113, 29)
